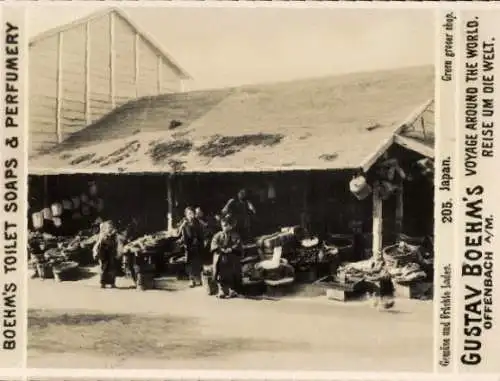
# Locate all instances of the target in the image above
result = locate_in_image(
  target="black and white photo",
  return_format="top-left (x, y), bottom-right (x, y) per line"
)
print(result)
top-left (25, 4), bottom-right (436, 372)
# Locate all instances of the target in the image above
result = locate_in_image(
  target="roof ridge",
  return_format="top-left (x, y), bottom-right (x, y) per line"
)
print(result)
top-left (29, 7), bottom-right (191, 80)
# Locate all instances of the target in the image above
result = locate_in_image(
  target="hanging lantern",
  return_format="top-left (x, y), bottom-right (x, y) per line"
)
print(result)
top-left (268, 183), bottom-right (276, 200)
top-left (53, 217), bottom-right (62, 227)
top-left (96, 198), bottom-right (104, 212)
top-left (81, 193), bottom-right (89, 203)
top-left (32, 212), bottom-right (44, 229)
top-left (89, 182), bottom-right (98, 196)
top-left (72, 212), bottom-right (82, 220)
top-left (349, 175), bottom-right (372, 200)
top-left (72, 197), bottom-right (80, 209)
top-left (62, 199), bottom-right (73, 210)
top-left (51, 202), bottom-right (63, 217)
top-left (82, 205), bottom-right (91, 216)
top-left (42, 207), bottom-right (53, 220)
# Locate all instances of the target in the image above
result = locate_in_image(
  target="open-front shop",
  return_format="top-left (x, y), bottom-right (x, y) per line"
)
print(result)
top-left (28, 101), bottom-right (435, 304)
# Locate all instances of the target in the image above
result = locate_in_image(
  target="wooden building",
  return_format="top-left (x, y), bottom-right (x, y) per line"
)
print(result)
top-left (29, 66), bottom-right (435, 260)
top-left (29, 7), bottom-right (191, 155)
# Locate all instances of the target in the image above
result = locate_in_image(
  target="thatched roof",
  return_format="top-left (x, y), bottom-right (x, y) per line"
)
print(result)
top-left (30, 65), bottom-right (434, 174)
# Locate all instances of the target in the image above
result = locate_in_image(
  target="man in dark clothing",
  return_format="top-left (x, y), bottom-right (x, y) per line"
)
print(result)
top-left (181, 207), bottom-right (205, 287)
top-left (221, 189), bottom-right (256, 243)
top-left (211, 217), bottom-right (243, 299)
top-left (93, 221), bottom-right (122, 288)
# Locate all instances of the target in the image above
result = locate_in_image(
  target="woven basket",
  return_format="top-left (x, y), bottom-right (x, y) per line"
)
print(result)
top-left (383, 244), bottom-right (419, 267)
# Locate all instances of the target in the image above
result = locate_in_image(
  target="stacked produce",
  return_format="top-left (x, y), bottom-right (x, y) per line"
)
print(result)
top-left (123, 231), bottom-right (175, 254)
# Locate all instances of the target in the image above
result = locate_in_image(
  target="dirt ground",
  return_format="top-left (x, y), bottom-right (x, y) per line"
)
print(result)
top-left (28, 273), bottom-right (433, 371)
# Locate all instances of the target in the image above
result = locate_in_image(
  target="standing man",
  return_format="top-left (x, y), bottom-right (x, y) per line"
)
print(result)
top-left (211, 217), bottom-right (243, 299)
top-left (180, 207), bottom-right (205, 287)
top-left (93, 221), bottom-right (122, 289)
top-left (221, 189), bottom-right (256, 243)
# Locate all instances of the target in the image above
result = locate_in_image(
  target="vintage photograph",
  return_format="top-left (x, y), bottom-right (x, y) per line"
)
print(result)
top-left (27, 5), bottom-right (435, 371)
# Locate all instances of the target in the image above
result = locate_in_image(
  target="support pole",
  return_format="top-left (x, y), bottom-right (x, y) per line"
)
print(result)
top-left (372, 183), bottom-right (383, 259)
top-left (167, 175), bottom-right (174, 231)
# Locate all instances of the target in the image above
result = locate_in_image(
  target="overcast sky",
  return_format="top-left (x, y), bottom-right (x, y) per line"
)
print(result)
top-left (28, 4), bottom-right (435, 90)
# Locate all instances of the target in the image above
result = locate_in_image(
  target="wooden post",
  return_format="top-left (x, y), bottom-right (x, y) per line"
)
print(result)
top-left (43, 175), bottom-right (49, 207)
top-left (55, 32), bottom-right (64, 143)
top-left (109, 11), bottom-right (115, 109)
top-left (395, 180), bottom-right (404, 239)
top-left (372, 182), bottom-right (383, 259)
top-left (134, 33), bottom-right (139, 98)
top-left (180, 79), bottom-right (185, 93)
top-left (157, 55), bottom-right (162, 94)
top-left (84, 21), bottom-right (91, 125)
top-left (167, 175), bottom-right (174, 231)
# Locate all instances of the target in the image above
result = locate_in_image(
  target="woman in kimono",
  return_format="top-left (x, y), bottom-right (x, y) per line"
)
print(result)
top-left (211, 217), bottom-right (243, 299)
top-left (181, 207), bottom-right (205, 287)
top-left (93, 221), bottom-right (122, 289)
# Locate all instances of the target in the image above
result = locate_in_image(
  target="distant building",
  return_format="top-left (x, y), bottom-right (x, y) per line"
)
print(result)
top-left (29, 7), bottom-right (191, 155)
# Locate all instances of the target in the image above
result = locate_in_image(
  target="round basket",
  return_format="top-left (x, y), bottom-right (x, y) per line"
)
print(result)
top-left (383, 243), bottom-right (419, 267)
top-left (399, 234), bottom-right (425, 246)
top-left (324, 234), bottom-right (354, 261)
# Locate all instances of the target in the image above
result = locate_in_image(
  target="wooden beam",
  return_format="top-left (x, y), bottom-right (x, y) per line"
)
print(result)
top-left (167, 175), bottom-right (174, 231)
top-left (84, 21), bottom-right (91, 126)
top-left (55, 32), bottom-right (64, 143)
top-left (109, 11), bottom-right (115, 109)
top-left (372, 183), bottom-right (383, 259)
top-left (134, 33), bottom-right (139, 98)
top-left (394, 134), bottom-right (435, 158)
top-left (157, 55), bottom-right (162, 95)
top-left (360, 99), bottom-right (433, 172)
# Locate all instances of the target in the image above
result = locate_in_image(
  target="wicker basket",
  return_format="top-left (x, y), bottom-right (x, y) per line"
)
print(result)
top-left (324, 234), bottom-right (354, 261)
top-left (383, 244), bottom-right (419, 267)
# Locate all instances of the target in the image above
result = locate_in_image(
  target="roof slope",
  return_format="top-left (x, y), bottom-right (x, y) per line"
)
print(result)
top-left (29, 7), bottom-right (191, 79)
top-left (30, 66), bottom-right (434, 174)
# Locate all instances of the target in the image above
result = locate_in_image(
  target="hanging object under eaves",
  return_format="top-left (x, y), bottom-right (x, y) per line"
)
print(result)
top-left (378, 181), bottom-right (399, 201)
top-left (349, 175), bottom-right (372, 201)
top-left (376, 157), bottom-right (406, 182)
top-left (62, 199), bottom-right (73, 210)
top-left (42, 207), bottom-right (53, 220)
top-left (32, 212), bottom-right (44, 230)
top-left (89, 182), bottom-right (98, 196)
top-left (417, 158), bottom-right (434, 176)
top-left (72, 196), bottom-right (80, 209)
top-left (51, 202), bottom-right (63, 217)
